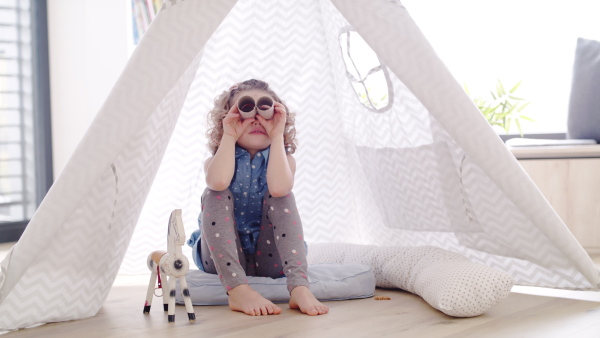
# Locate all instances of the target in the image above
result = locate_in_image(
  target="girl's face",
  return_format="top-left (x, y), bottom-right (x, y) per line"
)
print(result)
top-left (232, 89), bottom-right (273, 155)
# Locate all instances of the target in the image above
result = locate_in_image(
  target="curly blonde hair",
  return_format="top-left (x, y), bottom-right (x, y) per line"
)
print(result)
top-left (206, 79), bottom-right (298, 155)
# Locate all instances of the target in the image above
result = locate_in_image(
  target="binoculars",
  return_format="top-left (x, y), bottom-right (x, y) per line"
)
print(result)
top-left (236, 95), bottom-right (275, 120)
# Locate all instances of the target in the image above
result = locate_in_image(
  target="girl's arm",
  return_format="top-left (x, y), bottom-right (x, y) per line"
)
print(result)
top-left (204, 134), bottom-right (237, 191)
top-left (266, 134), bottom-right (295, 197)
top-left (257, 102), bottom-right (295, 197)
top-left (205, 106), bottom-right (254, 191)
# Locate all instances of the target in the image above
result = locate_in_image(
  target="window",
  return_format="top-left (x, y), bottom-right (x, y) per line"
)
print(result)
top-left (339, 28), bottom-right (393, 112)
top-left (0, 0), bottom-right (52, 242)
top-left (402, 0), bottom-right (600, 135)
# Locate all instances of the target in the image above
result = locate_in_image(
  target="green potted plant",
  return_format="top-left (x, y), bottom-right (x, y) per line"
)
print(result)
top-left (465, 80), bottom-right (533, 135)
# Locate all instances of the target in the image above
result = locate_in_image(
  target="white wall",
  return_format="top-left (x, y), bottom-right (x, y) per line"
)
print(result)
top-left (47, 0), bottom-right (130, 179)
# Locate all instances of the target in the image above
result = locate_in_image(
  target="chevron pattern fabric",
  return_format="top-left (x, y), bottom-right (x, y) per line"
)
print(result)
top-left (0, 0), bottom-right (236, 330)
top-left (331, 0), bottom-right (599, 290)
top-left (1, 0), bottom-right (598, 331)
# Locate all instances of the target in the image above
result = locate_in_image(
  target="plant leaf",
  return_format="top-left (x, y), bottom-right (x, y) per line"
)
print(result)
top-left (515, 119), bottom-right (523, 136)
top-left (520, 115), bottom-right (535, 122)
top-left (509, 80), bottom-right (522, 94)
top-left (468, 79), bottom-right (532, 134)
top-left (517, 101), bottom-right (531, 112)
top-left (504, 117), bottom-right (512, 134)
top-left (497, 80), bottom-right (506, 96)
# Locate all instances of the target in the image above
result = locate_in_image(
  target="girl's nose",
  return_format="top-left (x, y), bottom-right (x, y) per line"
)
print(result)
top-left (251, 118), bottom-right (260, 125)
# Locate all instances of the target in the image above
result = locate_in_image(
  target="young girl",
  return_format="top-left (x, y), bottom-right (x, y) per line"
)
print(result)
top-left (188, 79), bottom-right (329, 316)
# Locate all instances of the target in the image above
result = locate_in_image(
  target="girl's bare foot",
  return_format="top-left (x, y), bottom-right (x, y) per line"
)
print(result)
top-left (289, 286), bottom-right (329, 316)
top-left (227, 284), bottom-right (282, 316)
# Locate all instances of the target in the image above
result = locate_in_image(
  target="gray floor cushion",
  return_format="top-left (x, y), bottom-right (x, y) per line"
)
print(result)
top-left (175, 263), bottom-right (375, 305)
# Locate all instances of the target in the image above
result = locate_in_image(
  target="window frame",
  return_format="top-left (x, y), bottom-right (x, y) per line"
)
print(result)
top-left (0, 0), bottom-right (52, 243)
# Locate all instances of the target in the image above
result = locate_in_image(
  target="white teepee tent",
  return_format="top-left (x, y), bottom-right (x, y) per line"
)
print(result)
top-left (1, 0), bottom-right (598, 330)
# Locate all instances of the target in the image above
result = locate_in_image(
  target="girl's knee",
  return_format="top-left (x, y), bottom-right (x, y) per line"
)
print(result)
top-left (202, 188), bottom-right (234, 205)
top-left (203, 187), bottom-right (233, 196)
top-left (264, 191), bottom-right (295, 203)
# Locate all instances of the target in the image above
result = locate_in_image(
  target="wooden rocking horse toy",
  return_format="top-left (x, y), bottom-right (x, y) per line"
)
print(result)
top-left (143, 209), bottom-right (195, 322)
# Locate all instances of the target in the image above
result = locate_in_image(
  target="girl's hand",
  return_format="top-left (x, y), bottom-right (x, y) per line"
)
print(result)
top-left (222, 105), bottom-right (255, 140)
top-left (256, 102), bottom-right (287, 138)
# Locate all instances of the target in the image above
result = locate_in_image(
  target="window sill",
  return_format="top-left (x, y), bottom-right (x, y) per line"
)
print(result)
top-left (499, 132), bottom-right (567, 142)
top-left (510, 144), bottom-right (600, 160)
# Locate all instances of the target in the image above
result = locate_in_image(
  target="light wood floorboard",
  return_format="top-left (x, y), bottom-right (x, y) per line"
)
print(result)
top-left (1, 243), bottom-right (599, 337)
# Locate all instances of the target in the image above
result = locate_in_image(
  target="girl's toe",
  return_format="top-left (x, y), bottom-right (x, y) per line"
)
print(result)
top-left (307, 307), bottom-right (319, 316)
top-left (261, 306), bottom-right (269, 316)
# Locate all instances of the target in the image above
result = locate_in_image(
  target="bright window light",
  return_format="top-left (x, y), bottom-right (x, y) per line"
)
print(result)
top-left (402, 0), bottom-right (600, 134)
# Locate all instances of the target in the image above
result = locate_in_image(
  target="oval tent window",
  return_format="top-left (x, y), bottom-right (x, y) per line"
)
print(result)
top-left (339, 28), bottom-right (393, 112)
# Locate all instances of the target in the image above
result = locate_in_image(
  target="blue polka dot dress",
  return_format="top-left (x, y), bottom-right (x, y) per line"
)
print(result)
top-left (229, 145), bottom-right (270, 255)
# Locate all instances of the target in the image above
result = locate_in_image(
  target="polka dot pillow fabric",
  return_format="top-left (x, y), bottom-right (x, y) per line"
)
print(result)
top-left (307, 243), bottom-right (514, 317)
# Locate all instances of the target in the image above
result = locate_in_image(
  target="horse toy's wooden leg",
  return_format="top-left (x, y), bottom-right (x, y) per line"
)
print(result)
top-left (179, 276), bottom-right (196, 320)
top-left (143, 265), bottom-right (158, 313)
top-left (160, 269), bottom-right (169, 312)
top-left (144, 251), bottom-right (167, 314)
top-left (167, 275), bottom-right (177, 322)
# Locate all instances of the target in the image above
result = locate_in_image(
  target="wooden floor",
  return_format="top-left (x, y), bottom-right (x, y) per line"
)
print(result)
top-left (1, 243), bottom-right (600, 337)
